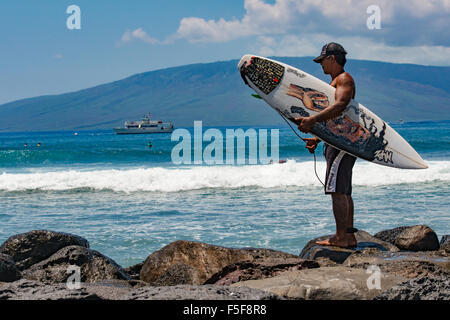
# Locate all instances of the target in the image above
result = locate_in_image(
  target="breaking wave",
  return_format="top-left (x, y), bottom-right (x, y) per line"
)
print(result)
top-left (0, 160), bottom-right (448, 193)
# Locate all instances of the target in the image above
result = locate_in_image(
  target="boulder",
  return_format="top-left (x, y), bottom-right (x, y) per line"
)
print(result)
top-left (139, 240), bottom-right (298, 285)
top-left (374, 225), bottom-right (440, 251)
top-left (231, 266), bottom-right (407, 300)
top-left (439, 235), bottom-right (450, 253)
top-left (22, 245), bottom-right (130, 284)
top-left (205, 258), bottom-right (320, 285)
top-left (0, 230), bottom-right (89, 270)
top-left (394, 225), bottom-right (440, 251)
top-left (374, 227), bottom-right (410, 244)
top-left (343, 249), bottom-right (449, 279)
top-left (152, 263), bottom-right (200, 286)
top-left (0, 253), bottom-right (21, 282)
top-left (299, 230), bottom-right (399, 264)
top-left (440, 235), bottom-right (450, 245)
top-left (375, 275), bottom-right (450, 300)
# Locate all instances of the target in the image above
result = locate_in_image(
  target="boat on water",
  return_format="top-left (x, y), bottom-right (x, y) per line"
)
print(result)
top-left (114, 113), bottom-right (173, 134)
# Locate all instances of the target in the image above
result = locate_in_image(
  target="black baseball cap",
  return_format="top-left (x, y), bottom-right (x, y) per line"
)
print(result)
top-left (313, 43), bottom-right (347, 63)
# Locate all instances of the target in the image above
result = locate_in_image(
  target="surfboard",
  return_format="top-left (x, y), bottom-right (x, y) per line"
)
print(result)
top-left (238, 54), bottom-right (428, 169)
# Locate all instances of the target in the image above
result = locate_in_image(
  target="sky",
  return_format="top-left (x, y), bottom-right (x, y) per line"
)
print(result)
top-left (0, 0), bottom-right (449, 104)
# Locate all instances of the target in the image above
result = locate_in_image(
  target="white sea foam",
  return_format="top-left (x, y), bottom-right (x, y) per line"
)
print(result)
top-left (0, 160), bottom-right (449, 192)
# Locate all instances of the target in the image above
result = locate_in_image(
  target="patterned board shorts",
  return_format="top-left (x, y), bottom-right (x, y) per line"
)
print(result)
top-left (324, 144), bottom-right (357, 195)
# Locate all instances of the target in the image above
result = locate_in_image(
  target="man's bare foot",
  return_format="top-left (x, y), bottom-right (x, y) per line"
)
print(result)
top-left (346, 234), bottom-right (357, 247)
top-left (315, 235), bottom-right (356, 248)
top-left (315, 235), bottom-right (337, 246)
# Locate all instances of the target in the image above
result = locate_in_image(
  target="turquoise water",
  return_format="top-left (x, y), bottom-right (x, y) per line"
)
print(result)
top-left (0, 122), bottom-right (449, 267)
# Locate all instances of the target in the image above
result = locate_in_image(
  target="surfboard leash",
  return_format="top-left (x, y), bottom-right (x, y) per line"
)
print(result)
top-left (276, 110), bottom-right (325, 187)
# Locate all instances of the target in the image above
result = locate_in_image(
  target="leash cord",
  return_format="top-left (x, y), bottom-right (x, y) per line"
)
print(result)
top-left (276, 110), bottom-right (325, 187)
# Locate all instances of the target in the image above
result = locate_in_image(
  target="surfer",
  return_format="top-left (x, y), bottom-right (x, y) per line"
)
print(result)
top-left (295, 43), bottom-right (357, 248)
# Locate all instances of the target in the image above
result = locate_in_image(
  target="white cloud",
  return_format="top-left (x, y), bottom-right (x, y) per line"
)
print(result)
top-left (172, 0), bottom-right (450, 46)
top-left (251, 34), bottom-right (450, 66)
top-left (174, 0), bottom-right (293, 43)
top-left (53, 53), bottom-right (63, 59)
top-left (119, 28), bottom-right (158, 45)
top-left (175, 17), bottom-right (248, 43)
top-left (115, 1), bottom-right (450, 65)
top-left (165, 0), bottom-right (450, 65)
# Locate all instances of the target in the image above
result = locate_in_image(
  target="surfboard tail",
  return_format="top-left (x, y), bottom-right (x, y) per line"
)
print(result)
top-left (384, 146), bottom-right (428, 169)
top-left (381, 127), bottom-right (429, 169)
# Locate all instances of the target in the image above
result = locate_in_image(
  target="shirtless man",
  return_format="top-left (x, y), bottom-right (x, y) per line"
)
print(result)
top-left (295, 43), bottom-right (357, 248)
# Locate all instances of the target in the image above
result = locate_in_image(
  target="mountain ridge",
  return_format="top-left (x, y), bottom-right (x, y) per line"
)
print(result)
top-left (1, 56), bottom-right (449, 132)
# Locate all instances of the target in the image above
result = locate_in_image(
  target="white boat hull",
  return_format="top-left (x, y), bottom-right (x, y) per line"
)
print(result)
top-left (114, 127), bottom-right (173, 134)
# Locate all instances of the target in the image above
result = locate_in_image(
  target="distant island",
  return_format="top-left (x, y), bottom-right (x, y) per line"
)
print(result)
top-left (0, 57), bottom-right (449, 132)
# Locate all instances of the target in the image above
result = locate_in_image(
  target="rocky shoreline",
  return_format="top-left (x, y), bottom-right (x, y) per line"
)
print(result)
top-left (0, 226), bottom-right (448, 300)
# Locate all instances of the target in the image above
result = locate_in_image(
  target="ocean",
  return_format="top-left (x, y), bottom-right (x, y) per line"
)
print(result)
top-left (0, 121), bottom-right (449, 267)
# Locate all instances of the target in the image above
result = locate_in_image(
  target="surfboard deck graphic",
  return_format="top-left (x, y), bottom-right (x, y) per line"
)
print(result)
top-left (238, 55), bottom-right (428, 169)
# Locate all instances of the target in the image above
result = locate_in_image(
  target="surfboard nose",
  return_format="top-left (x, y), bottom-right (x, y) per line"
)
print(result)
top-left (238, 55), bottom-right (286, 96)
top-left (238, 54), bottom-right (253, 71)
top-left (238, 54), bottom-right (255, 87)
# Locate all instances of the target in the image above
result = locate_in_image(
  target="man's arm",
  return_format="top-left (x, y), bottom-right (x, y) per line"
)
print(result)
top-left (296, 74), bottom-right (354, 132)
top-left (312, 74), bottom-right (354, 122)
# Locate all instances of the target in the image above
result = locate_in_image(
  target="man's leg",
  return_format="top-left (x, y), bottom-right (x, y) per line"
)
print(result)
top-left (345, 195), bottom-right (357, 246)
top-left (316, 192), bottom-right (353, 247)
top-left (319, 145), bottom-right (357, 247)
top-left (346, 195), bottom-right (354, 229)
top-left (331, 192), bottom-right (349, 240)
